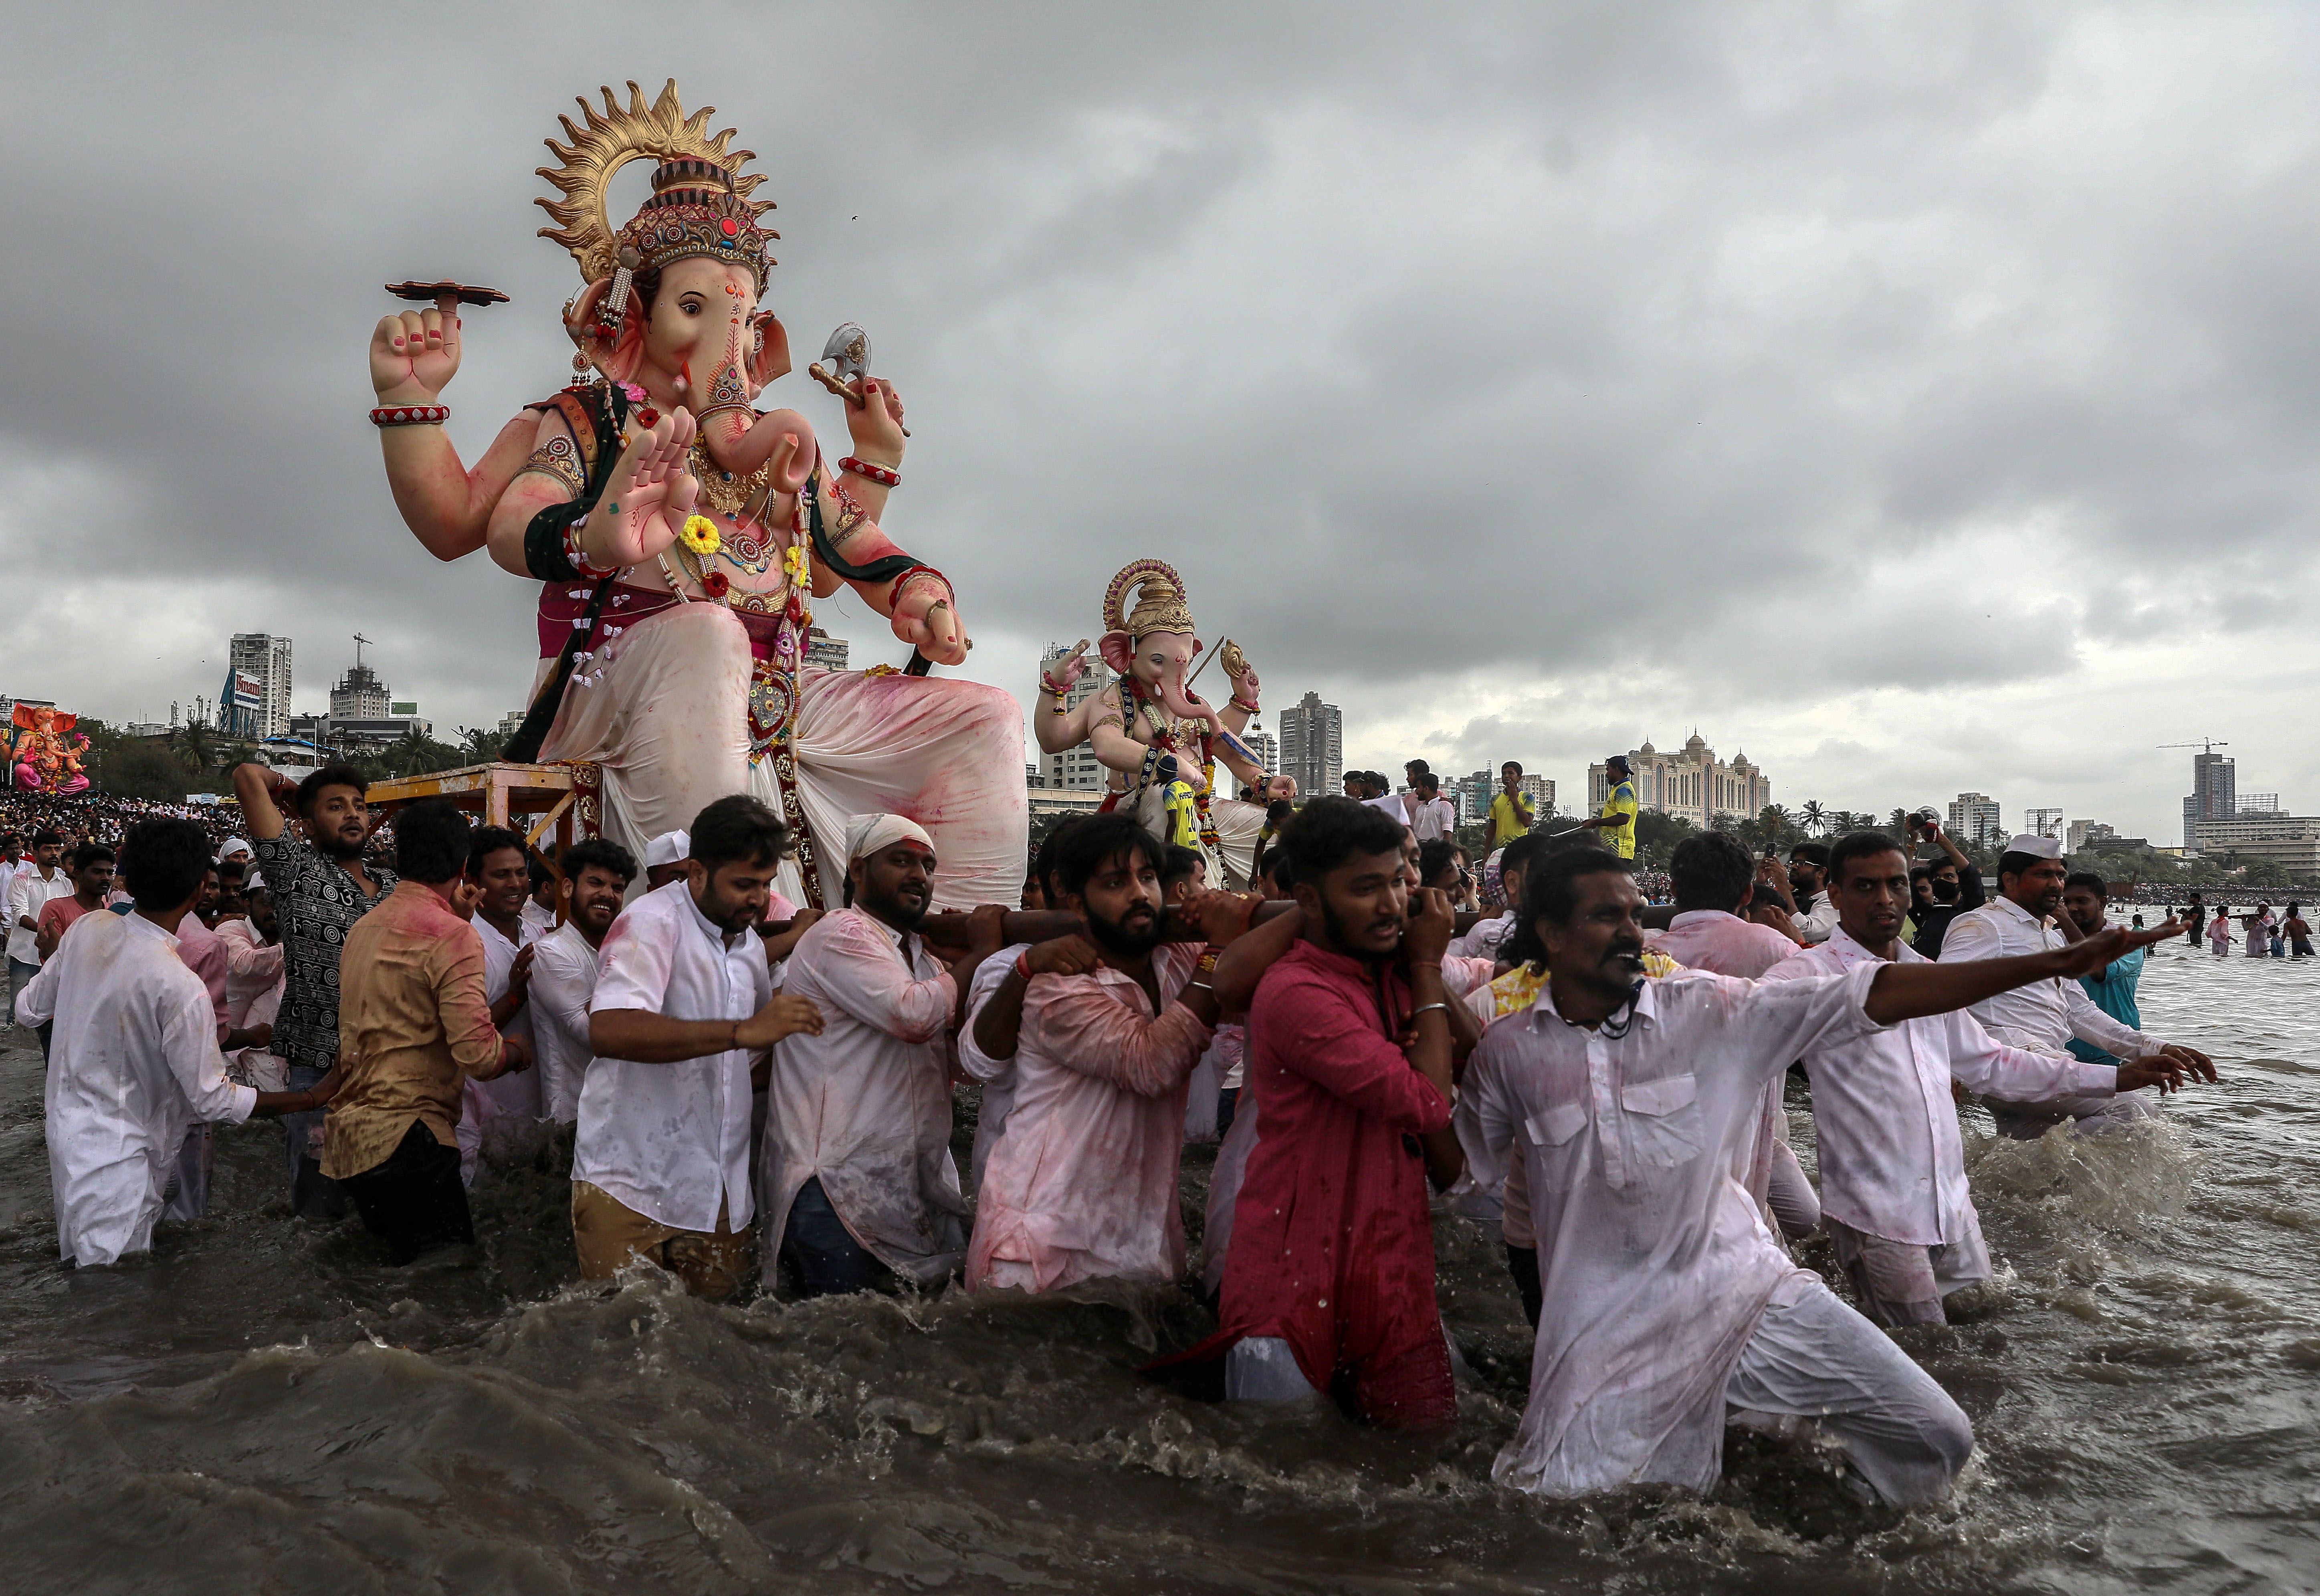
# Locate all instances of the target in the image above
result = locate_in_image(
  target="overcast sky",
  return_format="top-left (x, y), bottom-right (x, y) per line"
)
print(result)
top-left (4, 2), bottom-right (2312, 841)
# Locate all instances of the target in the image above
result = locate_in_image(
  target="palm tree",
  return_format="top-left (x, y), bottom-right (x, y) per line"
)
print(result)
top-left (171, 719), bottom-right (218, 774)
top-left (1799, 800), bottom-right (1826, 836)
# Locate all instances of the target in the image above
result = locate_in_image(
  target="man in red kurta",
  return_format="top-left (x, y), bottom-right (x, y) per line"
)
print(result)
top-left (1163, 796), bottom-right (1468, 1426)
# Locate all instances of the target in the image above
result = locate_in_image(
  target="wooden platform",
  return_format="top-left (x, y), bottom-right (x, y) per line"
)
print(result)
top-left (362, 761), bottom-right (601, 894)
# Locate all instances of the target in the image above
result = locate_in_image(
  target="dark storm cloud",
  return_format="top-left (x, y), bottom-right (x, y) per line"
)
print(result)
top-left (0, 2), bottom-right (2309, 836)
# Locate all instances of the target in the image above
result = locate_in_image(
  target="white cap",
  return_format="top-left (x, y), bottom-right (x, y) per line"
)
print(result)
top-left (845, 812), bottom-right (935, 862)
top-left (217, 836), bottom-right (252, 862)
top-left (2005, 833), bottom-right (2063, 859)
top-left (644, 830), bottom-right (691, 868)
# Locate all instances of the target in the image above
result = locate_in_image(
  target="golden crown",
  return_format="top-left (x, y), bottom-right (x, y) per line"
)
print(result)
top-left (536, 81), bottom-right (778, 289)
top-left (1102, 559), bottom-right (1197, 638)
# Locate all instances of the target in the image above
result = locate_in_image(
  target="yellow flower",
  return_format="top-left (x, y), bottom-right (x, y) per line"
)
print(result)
top-left (679, 515), bottom-right (721, 557)
top-left (783, 543), bottom-right (812, 587)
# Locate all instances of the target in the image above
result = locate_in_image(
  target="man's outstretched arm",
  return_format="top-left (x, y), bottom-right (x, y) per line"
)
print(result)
top-left (1867, 919), bottom-right (2184, 1026)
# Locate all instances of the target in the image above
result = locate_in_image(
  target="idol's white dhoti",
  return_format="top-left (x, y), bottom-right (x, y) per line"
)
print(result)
top-left (537, 600), bottom-right (1026, 909)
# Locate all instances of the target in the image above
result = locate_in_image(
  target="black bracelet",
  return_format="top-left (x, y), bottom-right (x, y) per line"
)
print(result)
top-left (524, 502), bottom-right (587, 581)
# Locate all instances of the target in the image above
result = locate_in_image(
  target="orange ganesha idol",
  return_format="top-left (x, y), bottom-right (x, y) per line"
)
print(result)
top-left (366, 81), bottom-right (1023, 907)
top-left (11, 705), bottom-right (90, 795)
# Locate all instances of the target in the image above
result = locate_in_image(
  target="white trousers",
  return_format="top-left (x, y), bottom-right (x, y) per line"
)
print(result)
top-left (1724, 1274), bottom-right (1974, 1505)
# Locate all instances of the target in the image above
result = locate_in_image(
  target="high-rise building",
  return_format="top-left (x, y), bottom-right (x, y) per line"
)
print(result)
top-left (1456, 770), bottom-right (1493, 825)
top-left (2066, 818), bottom-right (2116, 853)
top-left (1277, 693), bottom-right (1342, 799)
top-left (1038, 642), bottom-right (1113, 792)
top-left (804, 626), bottom-right (849, 673)
top-left (1594, 735), bottom-right (1767, 828)
top-left (229, 633), bottom-right (293, 738)
top-left (329, 648), bottom-right (390, 720)
top-left (2182, 748), bottom-right (2235, 850)
top-left (1947, 792), bottom-right (2003, 849)
top-left (1240, 728), bottom-right (1278, 782)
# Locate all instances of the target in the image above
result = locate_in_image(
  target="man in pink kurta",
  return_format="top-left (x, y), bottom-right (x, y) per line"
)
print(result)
top-left (967, 815), bottom-right (1237, 1294)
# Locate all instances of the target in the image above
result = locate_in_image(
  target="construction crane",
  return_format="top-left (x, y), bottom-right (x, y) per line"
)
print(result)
top-left (2156, 739), bottom-right (2229, 753)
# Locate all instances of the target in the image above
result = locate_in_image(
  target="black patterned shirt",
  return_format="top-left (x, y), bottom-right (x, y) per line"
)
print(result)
top-left (256, 831), bottom-right (396, 1073)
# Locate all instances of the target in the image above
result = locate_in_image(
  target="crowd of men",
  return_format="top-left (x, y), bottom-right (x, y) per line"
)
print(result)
top-left (6, 751), bottom-right (2226, 1512)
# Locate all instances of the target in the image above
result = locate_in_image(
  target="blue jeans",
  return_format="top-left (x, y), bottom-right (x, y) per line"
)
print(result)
top-left (6, 959), bottom-right (37, 1028)
top-left (779, 1176), bottom-right (890, 1298)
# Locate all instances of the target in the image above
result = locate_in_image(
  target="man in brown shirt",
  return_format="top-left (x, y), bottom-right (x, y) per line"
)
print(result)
top-left (324, 799), bottom-right (530, 1263)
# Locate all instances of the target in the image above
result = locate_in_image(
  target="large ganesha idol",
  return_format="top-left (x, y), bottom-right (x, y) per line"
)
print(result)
top-left (10, 705), bottom-right (90, 794)
top-left (1037, 560), bottom-right (1272, 886)
top-left (367, 81), bottom-right (1023, 908)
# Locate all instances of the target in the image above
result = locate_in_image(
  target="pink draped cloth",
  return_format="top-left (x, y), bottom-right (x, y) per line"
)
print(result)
top-left (967, 945), bottom-right (1211, 1294)
top-left (532, 587), bottom-right (1026, 911)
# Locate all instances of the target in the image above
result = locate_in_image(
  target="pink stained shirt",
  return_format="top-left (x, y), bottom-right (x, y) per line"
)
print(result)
top-left (173, 913), bottom-right (234, 1044)
top-left (761, 907), bottom-right (965, 1283)
top-left (967, 943), bottom-right (1213, 1294)
top-left (1158, 939), bottom-right (1458, 1428)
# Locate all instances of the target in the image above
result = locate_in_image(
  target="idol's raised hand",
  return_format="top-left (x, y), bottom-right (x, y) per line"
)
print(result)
top-left (892, 573), bottom-right (969, 667)
top-left (578, 408), bottom-right (701, 569)
top-left (370, 292), bottom-right (464, 404)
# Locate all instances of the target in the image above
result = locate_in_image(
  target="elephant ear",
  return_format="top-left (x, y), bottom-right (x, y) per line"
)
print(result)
top-left (747, 311), bottom-right (792, 390)
top-left (1097, 631), bottom-right (1135, 674)
top-left (570, 277), bottom-right (646, 384)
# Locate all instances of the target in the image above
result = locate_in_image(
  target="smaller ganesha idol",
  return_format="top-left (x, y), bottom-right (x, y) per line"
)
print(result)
top-left (1036, 560), bottom-right (1274, 886)
top-left (11, 705), bottom-right (90, 795)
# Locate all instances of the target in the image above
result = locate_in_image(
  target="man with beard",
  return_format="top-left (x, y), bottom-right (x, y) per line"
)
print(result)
top-left (1940, 834), bottom-right (2215, 1138)
top-left (1460, 847), bottom-right (2184, 1505)
top-left (456, 827), bottom-right (542, 1181)
top-left (216, 882), bottom-right (286, 1091)
top-left (956, 818), bottom-right (1100, 1190)
top-left (578, 797), bottom-right (823, 1298)
top-left (525, 839), bottom-right (637, 1124)
top-left (1160, 797), bottom-right (1468, 1426)
top-left (235, 761), bottom-right (396, 1217)
top-left (1904, 812), bottom-right (1984, 958)
top-left (1786, 842), bottom-right (1838, 945)
top-left (965, 815), bottom-right (1246, 1294)
top-left (1766, 834), bottom-right (2200, 1328)
top-left (761, 814), bottom-right (1006, 1296)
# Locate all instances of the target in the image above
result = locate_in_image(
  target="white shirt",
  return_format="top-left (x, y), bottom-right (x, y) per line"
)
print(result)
top-left (521, 898), bottom-right (557, 940)
top-left (576, 881), bottom-right (770, 1232)
top-left (1407, 796), bottom-right (1457, 842)
top-left (1939, 897), bottom-right (2154, 1060)
top-left (1791, 890), bottom-right (1839, 946)
top-left (213, 917), bottom-right (285, 1027)
top-left (1362, 792), bottom-right (1412, 825)
top-left (473, 915), bottom-right (540, 1119)
top-left (955, 941), bottom-right (1031, 1186)
top-left (763, 907), bottom-right (963, 1282)
top-left (1765, 928), bottom-right (2114, 1246)
top-left (1450, 911), bottom-right (1515, 962)
top-left (7, 865), bottom-right (72, 965)
top-left (528, 919), bottom-right (603, 1125)
top-left (14, 911), bottom-right (257, 1267)
top-left (1460, 962), bottom-right (1885, 1499)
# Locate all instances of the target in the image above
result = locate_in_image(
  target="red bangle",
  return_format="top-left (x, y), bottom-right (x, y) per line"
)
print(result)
top-left (838, 456), bottom-right (899, 487)
top-left (371, 404), bottom-right (448, 426)
top-left (1014, 950), bottom-right (1033, 980)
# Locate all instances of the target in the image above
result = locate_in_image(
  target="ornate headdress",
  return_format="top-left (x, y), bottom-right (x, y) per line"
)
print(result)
top-left (535, 81), bottom-right (779, 292)
top-left (1102, 559), bottom-right (1197, 639)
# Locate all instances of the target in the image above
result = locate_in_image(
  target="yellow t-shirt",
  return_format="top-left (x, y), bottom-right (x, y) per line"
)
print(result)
top-left (1489, 791), bottom-right (1533, 849)
top-left (1597, 780), bottom-right (1638, 860)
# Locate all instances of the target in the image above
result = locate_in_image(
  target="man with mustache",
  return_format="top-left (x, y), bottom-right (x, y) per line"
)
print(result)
top-left (966, 814), bottom-right (1249, 1294)
top-left (580, 796), bottom-right (824, 1299)
top-left (524, 838), bottom-right (637, 1125)
top-left (1940, 833), bottom-right (2214, 1138)
top-left (1765, 832), bottom-right (2207, 1329)
top-left (762, 813), bottom-right (1008, 1297)
top-left (1461, 847), bottom-right (2187, 1506)
top-left (1167, 796), bottom-right (1473, 1427)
